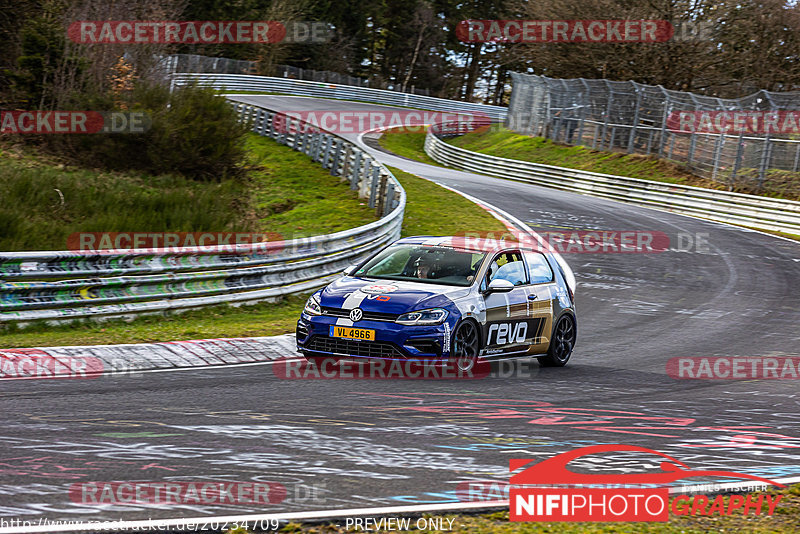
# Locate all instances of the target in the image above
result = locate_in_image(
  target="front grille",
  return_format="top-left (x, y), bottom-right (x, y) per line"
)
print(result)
top-left (321, 306), bottom-right (399, 322)
top-left (306, 335), bottom-right (404, 358)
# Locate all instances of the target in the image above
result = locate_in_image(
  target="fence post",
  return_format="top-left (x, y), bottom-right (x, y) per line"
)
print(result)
top-left (369, 168), bottom-right (382, 209)
top-left (341, 145), bottom-right (353, 182)
top-left (311, 133), bottom-right (322, 162)
top-left (375, 174), bottom-right (388, 215)
top-left (293, 121), bottom-right (303, 150)
top-left (278, 119), bottom-right (288, 144)
top-left (384, 182), bottom-right (395, 216)
top-left (330, 141), bottom-right (343, 176)
top-left (711, 133), bottom-right (724, 182)
top-left (658, 90), bottom-right (670, 157)
top-left (687, 132), bottom-right (697, 165)
top-left (627, 85), bottom-right (642, 154)
top-left (351, 152), bottom-right (363, 190)
top-left (668, 133), bottom-right (676, 160)
top-left (793, 142), bottom-right (800, 173)
top-left (758, 136), bottom-right (772, 191)
top-left (731, 129), bottom-right (745, 183)
top-left (322, 136), bottom-right (333, 168)
top-left (577, 79), bottom-right (590, 146)
top-left (600, 81), bottom-right (613, 150)
top-left (258, 110), bottom-right (268, 136)
top-left (360, 160), bottom-right (372, 198)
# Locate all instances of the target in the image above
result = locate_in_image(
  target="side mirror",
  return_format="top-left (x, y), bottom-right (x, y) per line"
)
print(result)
top-left (485, 278), bottom-right (514, 294)
top-left (342, 265), bottom-right (358, 276)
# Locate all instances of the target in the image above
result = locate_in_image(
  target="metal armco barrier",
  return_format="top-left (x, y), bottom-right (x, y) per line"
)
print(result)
top-left (0, 103), bottom-right (405, 324)
top-left (425, 129), bottom-right (800, 235)
top-left (172, 73), bottom-right (508, 121)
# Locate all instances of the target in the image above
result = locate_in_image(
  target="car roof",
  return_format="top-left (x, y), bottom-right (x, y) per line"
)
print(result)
top-left (395, 235), bottom-right (547, 254)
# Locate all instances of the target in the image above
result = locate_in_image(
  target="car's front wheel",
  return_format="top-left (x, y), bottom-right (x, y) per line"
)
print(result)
top-left (538, 314), bottom-right (576, 367)
top-left (451, 320), bottom-right (480, 372)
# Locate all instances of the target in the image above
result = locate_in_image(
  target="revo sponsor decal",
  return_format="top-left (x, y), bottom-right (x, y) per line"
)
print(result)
top-left (488, 322), bottom-right (527, 345)
top-left (486, 319), bottom-right (545, 346)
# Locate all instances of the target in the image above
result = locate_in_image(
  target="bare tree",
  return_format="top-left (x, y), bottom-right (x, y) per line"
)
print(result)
top-left (401, 2), bottom-right (436, 92)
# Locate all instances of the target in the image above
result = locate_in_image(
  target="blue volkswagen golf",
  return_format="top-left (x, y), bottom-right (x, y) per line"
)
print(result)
top-left (296, 236), bottom-right (577, 370)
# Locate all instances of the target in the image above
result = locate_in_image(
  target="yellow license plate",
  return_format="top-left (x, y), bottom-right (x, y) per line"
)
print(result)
top-left (329, 326), bottom-right (375, 341)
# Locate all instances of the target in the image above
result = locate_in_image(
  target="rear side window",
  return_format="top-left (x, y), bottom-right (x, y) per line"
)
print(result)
top-left (525, 252), bottom-right (554, 284)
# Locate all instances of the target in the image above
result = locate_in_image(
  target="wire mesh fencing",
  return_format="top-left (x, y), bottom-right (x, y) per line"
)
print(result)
top-left (507, 72), bottom-right (800, 194)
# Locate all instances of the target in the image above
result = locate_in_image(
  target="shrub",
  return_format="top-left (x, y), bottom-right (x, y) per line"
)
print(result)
top-left (39, 81), bottom-right (250, 180)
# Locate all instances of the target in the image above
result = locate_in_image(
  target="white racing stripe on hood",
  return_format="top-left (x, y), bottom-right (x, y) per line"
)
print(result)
top-left (336, 290), bottom-right (369, 327)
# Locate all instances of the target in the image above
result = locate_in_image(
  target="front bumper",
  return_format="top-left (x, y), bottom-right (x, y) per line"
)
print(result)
top-left (296, 313), bottom-right (452, 360)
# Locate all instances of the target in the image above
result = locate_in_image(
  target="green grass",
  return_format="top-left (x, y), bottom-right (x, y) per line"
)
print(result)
top-left (274, 484), bottom-right (800, 533)
top-left (0, 134), bottom-right (374, 251)
top-left (245, 135), bottom-right (375, 238)
top-left (390, 166), bottom-right (507, 238)
top-left (377, 127), bottom-right (444, 167)
top-left (447, 126), bottom-right (714, 187)
top-left (0, 167), bottom-right (506, 348)
top-left (446, 126), bottom-right (800, 201)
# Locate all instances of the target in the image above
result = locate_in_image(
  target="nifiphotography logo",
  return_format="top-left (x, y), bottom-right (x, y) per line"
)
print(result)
top-left (509, 444), bottom-right (783, 522)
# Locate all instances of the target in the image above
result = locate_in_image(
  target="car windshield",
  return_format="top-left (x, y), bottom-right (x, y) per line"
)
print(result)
top-left (354, 245), bottom-right (486, 286)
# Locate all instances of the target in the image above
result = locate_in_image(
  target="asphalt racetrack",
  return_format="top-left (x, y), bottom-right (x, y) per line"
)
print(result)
top-left (1, 96), bottom-right (799, 525)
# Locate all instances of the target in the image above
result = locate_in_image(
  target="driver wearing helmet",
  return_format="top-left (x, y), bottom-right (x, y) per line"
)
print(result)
top-left (414, 255), bottom-right (435, 279)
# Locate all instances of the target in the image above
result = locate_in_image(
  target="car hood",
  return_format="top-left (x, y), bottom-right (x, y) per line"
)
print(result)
top-left (319, 277), bottom-right (471, 315)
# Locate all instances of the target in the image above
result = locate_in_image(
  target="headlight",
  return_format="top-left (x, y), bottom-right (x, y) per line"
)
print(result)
top-left (303, 293), bottom-right (322, 316)
top-left (396, 308), bottom-right (449, 325)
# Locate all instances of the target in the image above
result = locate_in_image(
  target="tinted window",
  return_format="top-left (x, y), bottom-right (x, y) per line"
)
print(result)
top-left (525, 252), bottom-right (554, 284)
top-left (484, 251), bottom-right (527, 288)
top-left (355, 245), bottom-right (485, 286)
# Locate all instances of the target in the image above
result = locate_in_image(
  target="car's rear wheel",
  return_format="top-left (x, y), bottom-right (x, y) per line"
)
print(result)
top-left (538, 314), bottom-right (576, 367)
top-left (452, 321), bottom-right (480, 371)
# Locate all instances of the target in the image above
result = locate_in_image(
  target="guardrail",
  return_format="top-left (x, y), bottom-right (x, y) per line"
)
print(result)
top-left (425, 128), bottom-right (800, 235)
top-left (172, 73), bottom-right (508, 121)
top-left (0, 103), bottom-right (405, 324)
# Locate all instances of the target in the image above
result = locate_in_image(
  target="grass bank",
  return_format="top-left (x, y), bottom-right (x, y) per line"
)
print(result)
top-left (447, 126), bottom-right (800, 201)
top-left (0, 166), bottom-right (506, 348)
top-left (376, 128), bottom-right (443, 167)
top-left (0, 134), bottom-right (375, 251)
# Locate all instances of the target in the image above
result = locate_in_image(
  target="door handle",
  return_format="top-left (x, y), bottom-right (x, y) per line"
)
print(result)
top-left (528, 294), bottom-right (538, 300)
